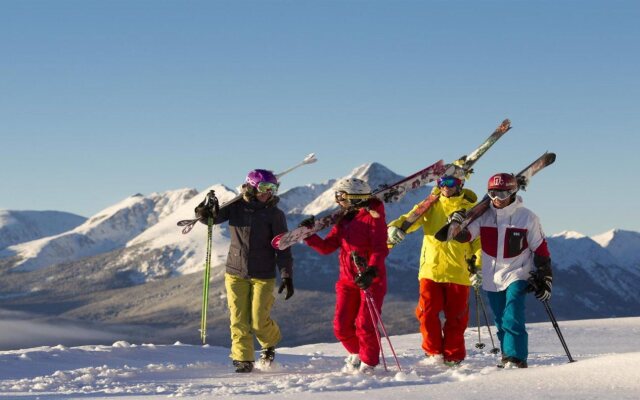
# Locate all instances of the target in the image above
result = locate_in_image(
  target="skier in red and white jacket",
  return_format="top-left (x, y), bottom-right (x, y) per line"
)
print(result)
top-left (450, 173), bottom-right (552, 368)
top-left (299, 178), bottom-right (389, 373)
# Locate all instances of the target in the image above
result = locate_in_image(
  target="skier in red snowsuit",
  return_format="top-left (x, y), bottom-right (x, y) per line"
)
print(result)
top-left (301, 178), bottom-right (389, 373)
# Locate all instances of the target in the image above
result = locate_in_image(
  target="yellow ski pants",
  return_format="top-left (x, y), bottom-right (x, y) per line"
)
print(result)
top-left (224, 273), bottom-right (282, 361)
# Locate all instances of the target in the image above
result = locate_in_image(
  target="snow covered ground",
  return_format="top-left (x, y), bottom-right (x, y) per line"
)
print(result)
top-left (0, 316), bottom-right (638, 399)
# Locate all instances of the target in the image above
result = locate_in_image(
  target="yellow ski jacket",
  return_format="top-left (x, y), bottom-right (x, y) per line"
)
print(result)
top-left (389, 187), bottom-right (481, 285)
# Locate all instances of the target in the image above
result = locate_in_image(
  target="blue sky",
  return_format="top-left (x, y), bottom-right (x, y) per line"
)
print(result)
top-left (1, 0), bottom-right (638, 236)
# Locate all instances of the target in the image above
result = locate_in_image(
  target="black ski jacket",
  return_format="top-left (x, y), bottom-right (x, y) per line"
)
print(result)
top-left (214, 196), bottom-right (293, 280)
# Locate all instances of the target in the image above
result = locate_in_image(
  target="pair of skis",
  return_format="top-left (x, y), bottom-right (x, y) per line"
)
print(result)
top-left (434, 151), bottom-right (556, 242)
top-left (387, 119), bottom-right (512, 248)
top-left (178, 153), bottom-right (318, 235)
top-left (271, 119), bottom-right (513, 251)
top-left (271, 159), bottom-right (449, 250)
top-left (192, 153), bottom-right (318, 344)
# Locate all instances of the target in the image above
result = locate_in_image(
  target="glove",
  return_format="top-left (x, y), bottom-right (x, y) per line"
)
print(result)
top-left (529, 273), bottom-right (552, 301)
top-left (448, 209), bottom-right (467, 224)
top-left (387, 226), bottom-right (406, 245)
top-left (354, 267), bottom-right (377, 290)
top-left (278, 277), bottom-right (294, 300)
top-left (298, 216), bottom-right (315, 229)
top-left (470, 273), bottom-right (482, 289)
top-left (195, 204), bottom-right (214, 220)
top-left (528, 256), bottom-right (553, 301)
top-left (195, 190), bottom-right (219, 222)
top-left (465, 255), bottom-right (478, 274)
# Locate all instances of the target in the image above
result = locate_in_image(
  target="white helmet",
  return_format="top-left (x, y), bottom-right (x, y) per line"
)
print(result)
top-left (334, 178), bottom-right (371, 195)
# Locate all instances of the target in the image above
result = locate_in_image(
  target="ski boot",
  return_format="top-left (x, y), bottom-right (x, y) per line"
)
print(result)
top-left (233, 360), bottom-right (254, 373)
top-left (259, 346), bottom-right (276, 367)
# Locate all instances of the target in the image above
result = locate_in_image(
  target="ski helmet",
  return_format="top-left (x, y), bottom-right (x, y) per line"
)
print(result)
top-left (334, 178), bottom-right (371, 195)
top-left (246, 169), bottom-right (278, 187)
top-left (487, 173), bottom-right (518, 201)
top-left (245, 169), bottom-right (279, 194)
top-left (487, 173), bottom-right (517, 191)
top-left (334, 178), bottom-right (371, 206)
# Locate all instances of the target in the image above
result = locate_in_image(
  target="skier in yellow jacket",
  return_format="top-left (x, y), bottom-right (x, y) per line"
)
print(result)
top-left (388, 175), bottom-right (481, 366)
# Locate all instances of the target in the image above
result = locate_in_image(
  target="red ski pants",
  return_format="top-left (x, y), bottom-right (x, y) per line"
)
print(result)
top-left (415, 278), bottom-right (470, 362)
top-left (333, 280), bottom-right (386, 367)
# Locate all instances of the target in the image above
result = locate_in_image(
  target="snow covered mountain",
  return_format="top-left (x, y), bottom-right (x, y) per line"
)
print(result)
top-left (592, 229), bottom-right (640, 267)
top-left (547, 231), bottom-right (615, 270)
top-left (0, 210), bottom-right (86, 250)
top-left (0, 189), bottom-right (197, 272)
top-left (0, 162), bottom-right (639, 348)
top-left (60, 162), bottom-right (434, 282)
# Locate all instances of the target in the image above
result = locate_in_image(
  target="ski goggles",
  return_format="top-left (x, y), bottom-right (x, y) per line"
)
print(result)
top-left (488, 189), bottom-right (516, 201)
top-left (256, 182), bottom-right (279, 194)
top-left (335, 191), bottom-right (371, 202)
top-left (437, 176), bottom-right (463, 188)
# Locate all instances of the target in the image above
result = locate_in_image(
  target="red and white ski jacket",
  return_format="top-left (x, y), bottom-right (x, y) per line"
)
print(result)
top-left (465, 196), bottom-right (550, 292)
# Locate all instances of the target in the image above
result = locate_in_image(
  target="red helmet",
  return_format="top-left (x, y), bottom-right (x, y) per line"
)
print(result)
top-left (488, 173), bottom-right (517, 191)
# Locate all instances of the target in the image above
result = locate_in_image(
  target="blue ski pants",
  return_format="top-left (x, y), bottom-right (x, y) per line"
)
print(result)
top-left (486, 280), bottom-right (529, 362)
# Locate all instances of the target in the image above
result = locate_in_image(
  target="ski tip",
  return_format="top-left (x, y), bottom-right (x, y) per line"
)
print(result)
top-left (496, 119), bottom-right (511, 134)
top-left (303, 153), bottom-right (318, 164)
top-left (271, 234), bottom-right (283, 250)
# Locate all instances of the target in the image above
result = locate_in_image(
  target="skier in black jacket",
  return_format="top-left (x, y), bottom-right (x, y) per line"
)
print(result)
top-left (197, 169), bottom-right (294, 373)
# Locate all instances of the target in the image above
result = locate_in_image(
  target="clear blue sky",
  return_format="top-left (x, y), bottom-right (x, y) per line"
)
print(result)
top-left (1, 0), bottom-right (638, 236)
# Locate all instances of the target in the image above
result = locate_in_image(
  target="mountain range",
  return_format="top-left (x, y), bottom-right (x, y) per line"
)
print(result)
top-left (1, 162), bottom-right (639, 348)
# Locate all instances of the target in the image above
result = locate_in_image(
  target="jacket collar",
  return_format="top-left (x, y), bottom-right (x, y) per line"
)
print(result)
top-left (245, 195), bottom-right (280, 209)
top-left (491, 195), bottom-right (523, 217)
top-left (439, 188), bottom-right (478, 207)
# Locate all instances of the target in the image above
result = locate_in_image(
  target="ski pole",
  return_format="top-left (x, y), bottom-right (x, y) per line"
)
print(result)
top-left (199, 191), bottom-right (218, 344)
top-left (351, 252), bottom-right (402, 372)
top-left (199, 216), bottom-right (213, 344)
top-left (364, 294), bottom-right (388, 371)
top-left (365, 291), bottom-right (402, 372)
top-left (466, 255), bottom-right (499, 354)
top-left (543, 300), bottom-right (576, 363)
top-left (476, 289), bottom-right (500, 354)
top-left (473, 289), bottom-right (485, 350)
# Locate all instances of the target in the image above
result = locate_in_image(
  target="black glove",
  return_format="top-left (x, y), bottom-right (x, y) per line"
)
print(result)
top-left (195, 190), bottom-right (219, 222)
top-left (298, 216), bottom-right (315, 229)
top-left (528, 255), bottom-right (553, 301)
top-left (448, 209), bottom-right (467, 224)
top-left (278, 277), bottom-right (294, 300)
top-left (354, 267), bottom-right (377, 290)
top-left (466, 255), bottom-right (478, 274)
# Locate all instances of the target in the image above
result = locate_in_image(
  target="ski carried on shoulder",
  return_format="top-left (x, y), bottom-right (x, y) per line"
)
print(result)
top-left (435, 151), bottom-right (556, 242)
top-left (271, 159), bottom-right (447, 250)
top-left (177, 153), bottom-right (318, 234)
top-left (389, 119), bottom-right (512, 248)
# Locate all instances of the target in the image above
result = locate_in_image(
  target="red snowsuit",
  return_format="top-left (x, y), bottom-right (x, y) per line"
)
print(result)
top-left (304, 199), bottom-right (389, 367)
